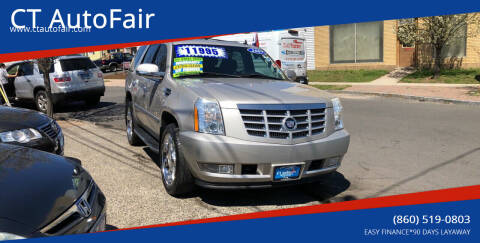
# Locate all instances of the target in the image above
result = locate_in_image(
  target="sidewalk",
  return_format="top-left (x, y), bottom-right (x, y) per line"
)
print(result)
top-left (342, 85), bottom-right (480, 102)
top-left (310, 82), bottom-right (480, 87)
top-left (311, 68), bottom-right (480, 102)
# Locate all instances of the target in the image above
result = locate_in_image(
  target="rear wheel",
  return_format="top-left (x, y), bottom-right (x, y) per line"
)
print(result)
top-left (109, 64), bottom-right (117, 72)
top-left (160, 123), bottom-right (194, 196)
top-left (125, 99), bottom-right (142, 146)
top-left (299, 79), bottom-right (308, 85)
top-left (85, 96), bottom-right (101, 107)
top-left (35, 90), bottom-right (50, 113)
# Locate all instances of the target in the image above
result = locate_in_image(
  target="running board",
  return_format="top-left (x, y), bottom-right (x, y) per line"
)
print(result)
top-left (134, 126), bottom-right (160, 154)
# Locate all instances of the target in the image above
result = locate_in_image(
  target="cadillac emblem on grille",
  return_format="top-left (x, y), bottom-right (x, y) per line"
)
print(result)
top-left (283, 117), bottom-right (297, 131)
top-left (76, 198), bottom-right (92, 218)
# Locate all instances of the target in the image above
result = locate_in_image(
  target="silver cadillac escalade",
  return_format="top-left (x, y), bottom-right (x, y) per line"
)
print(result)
top-left (125, 39), bottom-right (350, 196)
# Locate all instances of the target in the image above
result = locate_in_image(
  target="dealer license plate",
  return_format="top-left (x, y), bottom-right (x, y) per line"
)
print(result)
top-left (274, 165), bottom-right (301, 181)
top-left (79, 72), bottom-right (91, 80)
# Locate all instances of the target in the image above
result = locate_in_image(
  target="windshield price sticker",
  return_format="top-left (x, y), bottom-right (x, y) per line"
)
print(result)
top-left (172, 57), bottom-right (203, 78)
top-left (247, 48), bottom-right (265, 55)
top-left (176, 45), bottom-right (227, 59)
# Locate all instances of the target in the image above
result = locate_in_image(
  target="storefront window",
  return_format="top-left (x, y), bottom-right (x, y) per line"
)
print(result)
top-left (440, 25), bottom-right (467, 57)
top-left (330, 21), bottom-right (384, 63)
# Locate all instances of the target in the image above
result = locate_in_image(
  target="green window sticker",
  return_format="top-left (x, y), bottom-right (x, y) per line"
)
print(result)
top-left (172, 57), bottom-right (203, 77)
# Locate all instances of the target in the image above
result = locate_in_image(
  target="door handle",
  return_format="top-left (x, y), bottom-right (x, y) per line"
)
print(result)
top-left (163, 88), bottom-right (171, 96)
top-left (142, 85), bottom-right (147, 97)
top-left (130, 79), bottom-right (138, 90)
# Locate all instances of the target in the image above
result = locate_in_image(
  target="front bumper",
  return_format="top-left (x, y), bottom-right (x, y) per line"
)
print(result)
top-left (180, 129), bottom-right (350, 188)
top-left (51, 86), bottom-right (105, 104)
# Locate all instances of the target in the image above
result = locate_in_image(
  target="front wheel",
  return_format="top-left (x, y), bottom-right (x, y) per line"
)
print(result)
top-left (160, 123), bottom-right (194, 196)
top-left (109, 65), bottom-right (117, 72)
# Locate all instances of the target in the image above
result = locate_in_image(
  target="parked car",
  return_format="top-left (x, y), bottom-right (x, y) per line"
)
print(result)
top-left (0, 143), bottom-right (106, 239)
top-left (125, 40), bottom-right (350, 196)
top-left (94, 52), bottom-right (133, 72)
top-left (214, 29), bottom-right (309, 84)
top-left (6, 56), bottom-right (105, 113)
top-left (0, 106), bottom-right (64, 155)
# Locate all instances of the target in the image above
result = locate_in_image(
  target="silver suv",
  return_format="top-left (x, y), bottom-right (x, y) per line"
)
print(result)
top-left (6, 56), bottom-right (105, 112)
top-left (125, 40), bottom-right (350, 196)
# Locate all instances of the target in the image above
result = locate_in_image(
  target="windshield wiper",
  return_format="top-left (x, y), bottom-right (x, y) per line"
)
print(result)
top-left (241, 74), bottom-right (284, 80)
top-left (176, 72), bottom-right (242, 78)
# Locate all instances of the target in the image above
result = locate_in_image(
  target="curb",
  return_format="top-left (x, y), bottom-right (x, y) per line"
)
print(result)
top-left (327, 90), bottom-right (480, 106)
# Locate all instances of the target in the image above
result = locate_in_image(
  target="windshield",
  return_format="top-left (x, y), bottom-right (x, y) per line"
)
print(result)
top-left (171, 44), bottom-right (286, 80)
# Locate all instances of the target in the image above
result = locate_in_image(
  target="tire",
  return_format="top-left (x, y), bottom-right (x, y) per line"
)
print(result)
top-left (125, 99), bottom-right (142, 146)
top-left (160, 123), bottom-right (195, 196)
top-left (85, 96), bottom-right (101, 107)
top-left (35, 90), bottom-right (50, 114)
top-left (109, 64), bottom-right (117, 72)
top-left (299, 79), bottom-right (308, 85)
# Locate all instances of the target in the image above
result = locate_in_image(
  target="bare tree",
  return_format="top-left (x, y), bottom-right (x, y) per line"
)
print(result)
top-left (397, 13), bottom-right (480, 78)
top-left (37, 57), bottom-right (55, 117)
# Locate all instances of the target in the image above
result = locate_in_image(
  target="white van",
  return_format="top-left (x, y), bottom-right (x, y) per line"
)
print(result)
top-left (214, 30), bottom-right (308, 84)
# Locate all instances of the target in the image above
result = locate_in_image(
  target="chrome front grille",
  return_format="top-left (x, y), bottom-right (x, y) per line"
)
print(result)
top-left (40, 182), bottom-right (97, 236)
top-left (238, 104), bottom-right (327, 140)
top-left (39, 121), bottom-right (60, 139)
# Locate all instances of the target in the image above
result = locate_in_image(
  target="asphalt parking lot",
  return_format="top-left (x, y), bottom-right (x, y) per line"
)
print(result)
top-left (55, 86), bottom-right (480, 229)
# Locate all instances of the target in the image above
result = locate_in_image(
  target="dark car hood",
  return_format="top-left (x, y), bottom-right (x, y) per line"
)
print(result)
top-left (0, 144), bottom-right (90, 232)
top-left (0, 106), bottom-right (51, 132)
top-left (177, 78), bottom-right (335, 108)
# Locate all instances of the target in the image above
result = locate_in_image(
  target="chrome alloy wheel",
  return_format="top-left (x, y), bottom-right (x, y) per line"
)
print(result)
top-left (161, 133), bottom-right (176, 185)
top-left (37, 93), bottom-right (48, 112)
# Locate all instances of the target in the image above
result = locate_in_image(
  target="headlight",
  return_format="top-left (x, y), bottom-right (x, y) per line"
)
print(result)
top-left (0, 128), bottom-right (42, 143)
top-left (331, 98), bottom-right (344, 130)
top-left (0, 232), bottom-right (26, 241)
top-left (194, 98), bottom-right (225, 135)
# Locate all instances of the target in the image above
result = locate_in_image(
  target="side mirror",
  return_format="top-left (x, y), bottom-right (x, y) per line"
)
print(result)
top-left (136, 63), bottom-right (165, 80)
top-left (286, 70), bottom-right (297, 81)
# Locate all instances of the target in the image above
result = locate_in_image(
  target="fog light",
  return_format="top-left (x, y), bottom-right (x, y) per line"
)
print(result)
top-left (198, 163), bottom-right (234, 174)
top-left (324, 157), bottom-right (341, 168)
